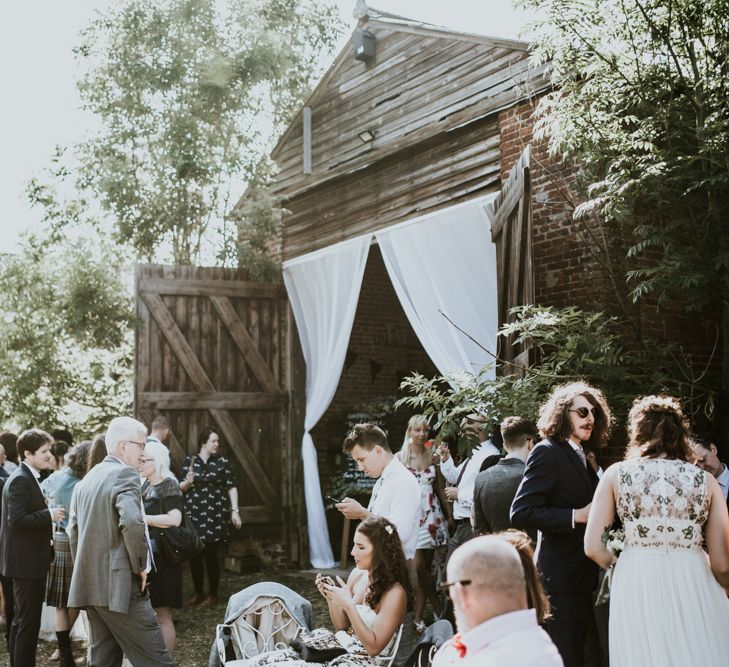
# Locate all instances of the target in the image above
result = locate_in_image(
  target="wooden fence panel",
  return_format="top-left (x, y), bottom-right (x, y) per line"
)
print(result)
top-left (134, 265), bottom-right (296, 559)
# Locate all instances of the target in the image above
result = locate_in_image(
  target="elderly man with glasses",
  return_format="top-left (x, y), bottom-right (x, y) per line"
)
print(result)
top-left (67, 416), bottom-right (173, 667)
top-left (432, 535), bottom-right (562, 666)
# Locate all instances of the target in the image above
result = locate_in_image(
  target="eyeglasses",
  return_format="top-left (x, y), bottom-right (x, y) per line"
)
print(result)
top-left (438, 579), bottom-right (472, 598)
top-left (569, 407), bottom-right (597, 419)
top-left (140, 458), bottom-right (154, 464)
top-left (126, 440), bottom-right (146, 448)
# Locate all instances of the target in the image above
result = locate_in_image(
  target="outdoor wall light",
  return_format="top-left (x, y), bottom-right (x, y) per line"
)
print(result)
top-left (357, 129), bottom-right (376, 143)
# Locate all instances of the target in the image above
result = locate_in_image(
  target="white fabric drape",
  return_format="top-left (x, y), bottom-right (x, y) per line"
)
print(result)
top-left (282, 236), bottom-right (371, 568)
top-left (375, 196), bottom-right (499, 378)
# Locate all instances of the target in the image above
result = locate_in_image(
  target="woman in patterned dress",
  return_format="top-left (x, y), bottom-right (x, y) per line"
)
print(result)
top-left (397, 415), bottom-right (450, 629)
top-left (585, 395), bottom-right (729, 667)
top-left (179, 427), bottom-right (242, 607)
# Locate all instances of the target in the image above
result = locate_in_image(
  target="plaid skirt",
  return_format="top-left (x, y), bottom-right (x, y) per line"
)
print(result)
top-left (45, 530), bottom-right (73, 608)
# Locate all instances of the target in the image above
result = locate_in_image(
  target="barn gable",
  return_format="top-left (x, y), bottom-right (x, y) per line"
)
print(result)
top-left (271, 5), bottom-right (548, 201)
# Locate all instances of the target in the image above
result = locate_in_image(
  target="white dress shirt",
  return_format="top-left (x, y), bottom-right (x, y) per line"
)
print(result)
top-left (441, 440), bottom-right (500, 520)
top-left (432, 609), bottom-right (564, 667)
top-left (367, 457), bottom-right (421, 559)
top-left (716, 464), bottom-right (729, 501)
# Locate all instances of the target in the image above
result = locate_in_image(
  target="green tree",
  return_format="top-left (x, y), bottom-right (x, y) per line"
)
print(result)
top-left (0, 233), bottom-right (134, 434)
top-left (520, 0), bottom-right (729, 311)
top-left (72, 0), bottom-right (342, 264)
top-left (398, 306), bottom-right (714, 454)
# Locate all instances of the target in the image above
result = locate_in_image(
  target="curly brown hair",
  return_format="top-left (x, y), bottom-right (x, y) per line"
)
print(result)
top-left (355, 516), bottom-right (413, 612)
top-left (68, 441), bottom-right (91, 479)
top-left (537, 382), bottom-right (612, 448)
top-left (625, 395), bottom-right (692, 461)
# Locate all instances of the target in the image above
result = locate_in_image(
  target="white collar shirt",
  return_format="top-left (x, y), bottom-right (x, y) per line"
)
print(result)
top-left (441, 440), bottom-right (501, 520)
top-left (716, 464), bottom-right (729, 500)
top-left (22, 461), bottom-right (44, 494)
top-left (367, 457), bottom-right (421, 559)
top-left (432, 609), bottom-right (564, 667)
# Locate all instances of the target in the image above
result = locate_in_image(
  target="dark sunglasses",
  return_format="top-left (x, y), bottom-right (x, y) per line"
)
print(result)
top-left (569, 407), bottom-right (597, 419)
top-left (437, 579), bottom-right (472, 598)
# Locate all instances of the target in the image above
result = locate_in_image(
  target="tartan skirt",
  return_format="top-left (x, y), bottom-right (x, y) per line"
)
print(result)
top-left (45, 530), bottom-right (73, 608)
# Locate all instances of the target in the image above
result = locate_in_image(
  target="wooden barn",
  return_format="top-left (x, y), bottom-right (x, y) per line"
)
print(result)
top-left (134, 4), bottom-right (720, 568)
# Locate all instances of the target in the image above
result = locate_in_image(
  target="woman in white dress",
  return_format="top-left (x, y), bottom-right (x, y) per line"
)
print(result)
top-left (243, 515), bottom-right (413, 666)
top-left (585, 395), bottom-right (729, 667)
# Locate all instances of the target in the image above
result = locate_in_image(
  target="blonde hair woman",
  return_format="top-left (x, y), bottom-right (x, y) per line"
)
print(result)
top-left (397, 415), bottom-right (450, 629)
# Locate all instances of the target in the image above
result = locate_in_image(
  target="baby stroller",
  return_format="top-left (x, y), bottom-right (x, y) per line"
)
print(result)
top-left (208, 582), bottom-right (313, 667)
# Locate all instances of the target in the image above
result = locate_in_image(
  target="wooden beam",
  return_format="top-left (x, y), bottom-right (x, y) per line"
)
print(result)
top-left (210, 296), bottom-right (282, 392)
top-left (140, 292), bottom-right (277, 506)
top-left (239, 506), bottom-right (282, 524)
top-left (140, 278), bottom-right (283, 299)
top-left (303, 106), bottom-right (312, 174)
top-left (139, 391), bottom-right (287, 411)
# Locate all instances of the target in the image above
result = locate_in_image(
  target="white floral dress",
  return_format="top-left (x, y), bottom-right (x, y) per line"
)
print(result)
top-left (610, 457), bottom-right (729, 666)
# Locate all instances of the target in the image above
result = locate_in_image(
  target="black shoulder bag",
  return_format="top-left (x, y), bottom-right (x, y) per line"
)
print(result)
top-left (158, 495), bottom-right (204, 564)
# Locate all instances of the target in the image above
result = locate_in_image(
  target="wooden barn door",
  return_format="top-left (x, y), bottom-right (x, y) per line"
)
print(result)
top-left (486, 145), bottom-right (534, 372)
top-left (134, 264), bottom-right (302, 564)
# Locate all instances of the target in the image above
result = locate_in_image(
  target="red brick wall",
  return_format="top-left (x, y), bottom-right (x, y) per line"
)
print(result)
top-left (498, 98), bottom-right (723, 459)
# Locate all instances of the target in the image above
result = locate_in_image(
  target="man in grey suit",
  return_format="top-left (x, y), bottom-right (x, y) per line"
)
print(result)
top-left (472, 417), bottom-right (537, 540)
top-left (68, 416), bottom-right (173, 667)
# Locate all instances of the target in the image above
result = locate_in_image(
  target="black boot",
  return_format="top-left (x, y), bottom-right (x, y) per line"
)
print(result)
top-left (57, 629), bottom-right (76, 667)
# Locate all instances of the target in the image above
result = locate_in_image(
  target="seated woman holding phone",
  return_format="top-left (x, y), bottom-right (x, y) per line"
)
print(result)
top-left (243, 516), bottom-right (413, 666)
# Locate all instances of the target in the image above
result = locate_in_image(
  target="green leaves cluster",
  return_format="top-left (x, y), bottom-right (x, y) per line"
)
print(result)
top-left (0, 235), bottom-right (134, 435)
top-left (398, 306), bottom-right (714, 453)
top-left (73, 0), bottom-right (342, 265)
top-left (520, 0), bottom-right (729, 308)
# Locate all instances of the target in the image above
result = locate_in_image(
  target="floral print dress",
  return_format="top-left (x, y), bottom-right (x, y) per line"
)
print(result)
top-left (180, 454), bottom-right (236, 543)
top-left (408, 464), bottom-right (448, 549)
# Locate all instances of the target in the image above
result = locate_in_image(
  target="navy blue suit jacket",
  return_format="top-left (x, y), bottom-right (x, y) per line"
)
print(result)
top-left (0, 464), bottom-right (54, 580)
top-left (510, 437), bottom-right (599, 595)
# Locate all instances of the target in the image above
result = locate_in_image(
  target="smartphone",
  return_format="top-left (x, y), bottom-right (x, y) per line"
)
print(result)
top-left (319, 575), bottom-right (335, 587)
top-left (327, 495), bottom-right (345, 504)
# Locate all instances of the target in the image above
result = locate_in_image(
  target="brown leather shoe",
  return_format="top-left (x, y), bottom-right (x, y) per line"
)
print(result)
top-left (184, 593), bottom-right (205, 607)
top-left (201, 595), bottom-right (218, 608)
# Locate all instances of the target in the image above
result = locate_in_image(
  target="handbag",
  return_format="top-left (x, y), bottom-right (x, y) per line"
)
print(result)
top-left (158, 496), bottom-right (204, 564)
top-left (290, 628), bottom-right (348, 662)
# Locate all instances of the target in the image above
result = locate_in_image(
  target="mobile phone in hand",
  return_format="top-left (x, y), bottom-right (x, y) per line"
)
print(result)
top-left (327, 495), bottom-right (345, 504)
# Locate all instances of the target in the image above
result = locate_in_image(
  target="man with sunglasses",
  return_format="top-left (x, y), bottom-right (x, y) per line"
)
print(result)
top-left (510, 382), bottom-right (611, 667)
top-left (68, 416), bottom-right (173, 666)
top-left (432, 535), bottom-right (563, 666)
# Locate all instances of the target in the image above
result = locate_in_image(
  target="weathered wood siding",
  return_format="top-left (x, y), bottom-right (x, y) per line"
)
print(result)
top-left (272, 23), bottom-right (544, 201)
top-left (281, 115), bottom-right (501, 260)
top-left (134, 264), bottom-right (303, 564)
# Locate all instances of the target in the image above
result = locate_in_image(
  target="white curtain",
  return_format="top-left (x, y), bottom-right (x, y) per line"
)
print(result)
top-left (375, 195), bottom-right (499, 378)
top-left (282, 236), bottom-right (372, 568)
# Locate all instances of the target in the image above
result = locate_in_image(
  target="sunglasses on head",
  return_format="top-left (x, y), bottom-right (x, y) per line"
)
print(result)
top-left (569, 406), bottom-right (597, 419)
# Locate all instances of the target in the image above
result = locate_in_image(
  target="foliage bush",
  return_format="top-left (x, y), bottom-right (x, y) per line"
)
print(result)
top-left (397, 306), bottom-right (715, 454)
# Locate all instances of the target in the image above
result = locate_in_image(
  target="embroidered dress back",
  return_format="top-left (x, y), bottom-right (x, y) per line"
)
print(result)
top-left (609, 458), bottom-right (729, 667)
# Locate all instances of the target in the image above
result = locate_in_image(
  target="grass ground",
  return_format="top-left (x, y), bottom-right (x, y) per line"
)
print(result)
top-left (0, 566), bottom-right (343, 667)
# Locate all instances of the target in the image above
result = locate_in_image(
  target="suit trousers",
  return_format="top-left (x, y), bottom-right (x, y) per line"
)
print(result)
top-left (9, 577), bottom-right (45, 667)
top-left (446, 520), bottom-right (473, 564)
top-left (1, 575), bottom-right (14, 647)
top-left (545, 592), bottom-right (594, 667)
top-left (86, 589), bottom-right (174, 667)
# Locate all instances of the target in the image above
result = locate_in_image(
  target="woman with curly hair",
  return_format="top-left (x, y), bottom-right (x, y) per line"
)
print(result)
top-left (585, 395), bottom-right (729, 667)
top-left (242, 516), bottom-right (413, 666)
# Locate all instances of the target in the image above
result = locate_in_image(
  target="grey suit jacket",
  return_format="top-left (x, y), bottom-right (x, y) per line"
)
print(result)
top-left (67, 456), bottom-right (149, 613)
top-left (473, 457), bottom-right (535, 541)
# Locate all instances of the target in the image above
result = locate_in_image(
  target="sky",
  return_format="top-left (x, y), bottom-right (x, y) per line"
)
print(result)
top-left (0, 1), bottom-right (538, 255)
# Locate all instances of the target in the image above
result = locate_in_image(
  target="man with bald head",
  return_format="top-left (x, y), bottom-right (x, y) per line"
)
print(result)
top-left (432, 536), bottom-right (563, 667)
